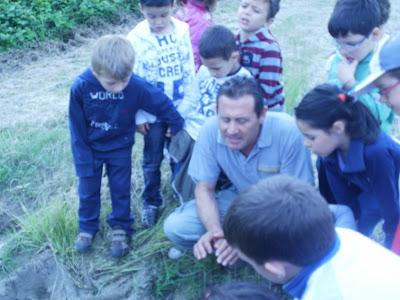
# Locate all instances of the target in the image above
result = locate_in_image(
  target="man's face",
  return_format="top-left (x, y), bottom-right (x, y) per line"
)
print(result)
top-left (141, 4), bottom-right (173, 35)
top-left (375, 73), bottom-right (400, 114)
top-left (238, 0), bottom-right (269, 35)
top-left (218, 94), bottom-right (265, 156)
top-left (335, 31), bottom-right (377, 62)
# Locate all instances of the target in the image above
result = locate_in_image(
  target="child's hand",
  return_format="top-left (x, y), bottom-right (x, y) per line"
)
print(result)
top-left (337, 57), bottom-right (358, 89)
top-left (165, 127), bottom-right (172, 138)
top-left (136, 123), bottom-right (150, 135)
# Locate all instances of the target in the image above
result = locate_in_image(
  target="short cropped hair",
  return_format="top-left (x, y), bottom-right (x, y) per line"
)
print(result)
top-left (377, 0), bottom-right (391, 26)
top-left (199, 25), bottom-right (238, 60)
top-left (328, 0), bottom-right (381, 37)
top-left (91, 35), bottom-right (135, 80)
top-left (217, 76), bottom-right (264, 117)
top-left (223, 175), bottom-right (336, 266)
top-left (268, 0), bottom-right (280, 19)
top-left (201, 281), bottom-right (281, 300)
top-left (140, 0), bottom-right (173, 7)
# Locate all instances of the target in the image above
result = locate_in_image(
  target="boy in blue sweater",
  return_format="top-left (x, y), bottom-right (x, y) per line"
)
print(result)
top-left (69, 35), bottom-right (184, 258)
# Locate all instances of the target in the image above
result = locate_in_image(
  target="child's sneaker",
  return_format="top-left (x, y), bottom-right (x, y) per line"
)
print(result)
top-left (110, 227), bottom-right (130, 258)
top-left (74, 232), bottom-right (94, 253)
top-left (141, 205), bottom-right (160, 228)
top-left (168, 247), bottom-right (186, 260)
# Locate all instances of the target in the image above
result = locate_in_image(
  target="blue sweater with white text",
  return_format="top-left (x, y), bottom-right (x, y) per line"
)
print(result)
top-left (69, 68), bottom-right (184, 177)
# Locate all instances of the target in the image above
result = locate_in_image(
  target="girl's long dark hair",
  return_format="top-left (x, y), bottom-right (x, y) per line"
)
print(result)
top-left (295, 83), bottom-right (380, 144)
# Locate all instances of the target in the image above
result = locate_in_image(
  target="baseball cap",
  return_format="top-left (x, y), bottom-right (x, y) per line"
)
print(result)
top-left (352, 36), bottom-right (400, 97)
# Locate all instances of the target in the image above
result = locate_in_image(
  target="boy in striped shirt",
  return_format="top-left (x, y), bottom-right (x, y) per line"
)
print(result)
top-left (236, 0), bottom-right (284, 110)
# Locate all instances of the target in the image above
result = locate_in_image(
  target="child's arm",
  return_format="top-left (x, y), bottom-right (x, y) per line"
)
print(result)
top-left (68, 84), bottom-right (94, 177)
top-left (364, 148), bottom-right (400, 248)
top-left (258, 43), bottom-right (284, 108)
top-left (139, 83), bottom-right (184, 135)
top-left (177, 25), bottom-right (197, 119)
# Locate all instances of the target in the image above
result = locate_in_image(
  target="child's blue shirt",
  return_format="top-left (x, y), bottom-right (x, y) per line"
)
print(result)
top-left (69, 68), bottom-right (184, 177)
top-left (318, 132), bottom-right (400, 246)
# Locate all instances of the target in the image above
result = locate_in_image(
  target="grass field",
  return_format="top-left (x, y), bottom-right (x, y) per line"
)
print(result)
top-left (1, 0), bottom-right (400, 299)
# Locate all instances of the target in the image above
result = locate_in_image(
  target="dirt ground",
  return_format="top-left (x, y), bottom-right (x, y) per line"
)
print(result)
top-left (1, 0), bottom-right (400, 299)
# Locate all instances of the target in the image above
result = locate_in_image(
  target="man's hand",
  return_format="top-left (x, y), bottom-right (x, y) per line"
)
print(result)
top-left (193, 229), bottom-right (224, 260)
top-left (136, 123), bottom-right (150, 135)
top-left (337, 57), bottom-right (358, 89)
top-left (214, 238), bottom-right (239, 266)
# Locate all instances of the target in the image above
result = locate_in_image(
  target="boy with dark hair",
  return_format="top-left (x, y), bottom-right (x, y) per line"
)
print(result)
top-left (168, 25), bottom-right (251, 235)
top-left (69, 35), bottom-right (184, 258)
top-left (126, 0), bottom-right (196, 228)
top-left (327, 0), bottom-right (394, 132)
top-left (236, 0), bottom-right (284, 110)
top-left (223, 175), bottom-right (400, 299)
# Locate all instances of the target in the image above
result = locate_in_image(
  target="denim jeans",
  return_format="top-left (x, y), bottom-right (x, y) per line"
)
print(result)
top-left (78, 157), bottom-right (134, 235)
top-left (142, 122), bottom-right (176, 208)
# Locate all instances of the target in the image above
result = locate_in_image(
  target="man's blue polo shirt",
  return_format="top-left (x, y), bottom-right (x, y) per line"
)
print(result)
top-left (188, 112), bottom-right (314, 191)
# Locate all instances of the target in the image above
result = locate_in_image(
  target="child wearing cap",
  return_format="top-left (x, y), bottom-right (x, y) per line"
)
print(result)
top-left (353, 36), bottom-right (400, 254)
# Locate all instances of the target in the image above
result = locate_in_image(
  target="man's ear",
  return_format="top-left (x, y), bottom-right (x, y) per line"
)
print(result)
top-left (258, 106), bottom-right (268, 124)
top-left (264, 260), bottom-right (287, 281)
top-left (331, 120), bottom-right (346, 135)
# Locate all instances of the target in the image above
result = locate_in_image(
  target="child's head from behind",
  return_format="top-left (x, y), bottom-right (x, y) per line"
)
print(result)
top-left (294, 84), bottom-right (379, 157)
top-left (201, 281), bottom-right (281, 300)
top-left (91, 35), bottom-right (135, 93)
top-left (238, 0), bottom-right (280, 35)
top-left (199, 25), bottom-right (240, 78)
top-left (140, 0), bottom-right (174, 34)
top-left (223, 175), bottom-right (336, 284)
top-left (328, 0), bottom-right (381, 62)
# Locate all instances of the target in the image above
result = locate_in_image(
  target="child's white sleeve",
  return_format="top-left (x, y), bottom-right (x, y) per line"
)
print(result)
top-left (135, 109), bottom-right (157, 125)
top-left (177, 27), bottom-right (197, 119)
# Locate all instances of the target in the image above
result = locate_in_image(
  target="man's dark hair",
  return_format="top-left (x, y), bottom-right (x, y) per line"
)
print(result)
top-left (377, 0), bottom-right (391, 26)
top-left (223, 175), bottom-right (336, 266)
top-left (217, 76), bottom-right (264, 117)
top-left (328, 0), bottom-right (381, 37)
top-left (268, 0), bottom-right (281, 20)
top-left (201, 281), bottom-right (281, 300)
top-left (140, 0), bottom-right (173, 6)
top-left (199, 25), bottom-right (238, 61)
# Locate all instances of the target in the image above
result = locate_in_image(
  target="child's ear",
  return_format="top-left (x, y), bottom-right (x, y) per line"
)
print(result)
top-left (371, 27), bottom-right (382, 42)
top-left (331, 120), bottom-right (346, 135)
top-left (264, 261), bottom-right (286, 281)
top-left (267, 18), bottom-right (274, 26)
top-left (231, 51), bottom-right (240, 61)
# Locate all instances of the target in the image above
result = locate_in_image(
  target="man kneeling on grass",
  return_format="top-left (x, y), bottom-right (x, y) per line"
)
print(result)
top-left (223, 175), bottom-right (400, 300)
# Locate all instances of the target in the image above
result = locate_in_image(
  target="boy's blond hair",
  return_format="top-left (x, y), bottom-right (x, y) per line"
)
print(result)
top-left (91, 35), bottom-right (135, 81)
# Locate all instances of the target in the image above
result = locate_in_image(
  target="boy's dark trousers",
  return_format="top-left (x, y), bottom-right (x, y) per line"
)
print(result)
top-left (78, 157), bottom-right (134, 235)
top-left (142, 122), bottom-right (176, 208)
